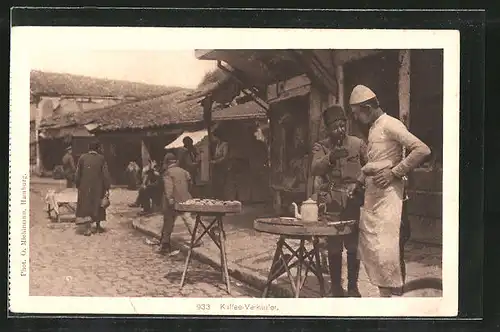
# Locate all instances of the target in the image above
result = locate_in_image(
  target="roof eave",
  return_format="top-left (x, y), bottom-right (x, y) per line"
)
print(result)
top-left (195, 49), bottom-right (218, 60)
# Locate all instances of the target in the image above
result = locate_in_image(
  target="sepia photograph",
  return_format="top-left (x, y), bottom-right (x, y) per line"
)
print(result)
top-left (9, 27), bottom-right (459, 316)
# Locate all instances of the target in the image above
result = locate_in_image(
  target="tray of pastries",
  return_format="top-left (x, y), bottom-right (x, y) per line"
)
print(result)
top-left (175, 198), bottom-right (242, 213)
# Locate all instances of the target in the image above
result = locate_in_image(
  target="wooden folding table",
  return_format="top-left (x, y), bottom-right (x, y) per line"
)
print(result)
top-left (176, 202), bottom-right (241, 294)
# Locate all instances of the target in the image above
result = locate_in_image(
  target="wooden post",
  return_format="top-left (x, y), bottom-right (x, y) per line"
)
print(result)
top-left (202, 95), bottom-right (214, 192)
top-left (35, 103), bottom-right (42, 175)
top-left (35, 97), bottom-right (54, 174)
top-left (307, 86), bottom-right (323, 199)
top-left (398, 50), bottom-right (411, 127)
top-left (202, 95), bottom-right (214, 160)
top-left (336, 64), bottom-right (344, 110)
top-left (335, 64), bottom-right (351, 134)
top-left (140, 139), bottom-right (151, 169)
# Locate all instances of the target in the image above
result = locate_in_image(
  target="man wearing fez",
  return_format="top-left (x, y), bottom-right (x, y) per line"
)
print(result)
top-left (311, 105), bottom-right (367, 297)
top-left (348, 85), bottom-right (431, 297)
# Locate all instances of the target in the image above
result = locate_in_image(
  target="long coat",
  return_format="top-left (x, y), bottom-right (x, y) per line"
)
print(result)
top-left (75, 151), bottom-right (111, 221)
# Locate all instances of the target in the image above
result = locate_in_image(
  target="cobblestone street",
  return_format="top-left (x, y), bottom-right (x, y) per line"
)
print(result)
top-left (29, 182), bottom-right (259, 298)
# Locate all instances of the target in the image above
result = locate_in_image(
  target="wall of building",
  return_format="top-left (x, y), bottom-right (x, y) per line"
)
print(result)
top-left (404, 49), bottom-right (444, 245)
top-left (31, 95), bottom-right (128, 174)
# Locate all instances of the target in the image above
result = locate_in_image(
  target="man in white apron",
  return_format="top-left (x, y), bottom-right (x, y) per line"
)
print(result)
top-left (348, 85), bottom-right (431, 297)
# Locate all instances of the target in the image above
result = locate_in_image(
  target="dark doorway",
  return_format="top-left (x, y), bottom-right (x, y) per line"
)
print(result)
top-left (40, 138), bottom-right (67, 171)
top-left (144, 135), bottom-right (178, 167)
top-left (105, 137), bottom-right (141, 185)
top-left (343, 50), bottom-right (400, 140)
top-left (268, 95), bottom-right (310, 188)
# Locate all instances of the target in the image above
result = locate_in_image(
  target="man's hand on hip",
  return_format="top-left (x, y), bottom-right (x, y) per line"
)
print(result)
top-left (373, 168), bottom-right (395, 189)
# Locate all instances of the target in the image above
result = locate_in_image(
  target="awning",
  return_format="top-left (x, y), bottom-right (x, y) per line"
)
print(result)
top-left (164, 130), bottom-right (208, 150)
top-left (195, 49), bottom-right (338, 97)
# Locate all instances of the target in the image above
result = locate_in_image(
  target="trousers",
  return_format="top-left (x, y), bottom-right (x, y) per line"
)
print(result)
top-left (327, 227), bottom-right (359, 254)
top-left (161, 206), bottom-right (176, 247)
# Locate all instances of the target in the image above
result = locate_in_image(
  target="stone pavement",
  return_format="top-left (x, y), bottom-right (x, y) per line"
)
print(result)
top-left (29, 183), bottom-right (259, 298)
top-left (30, 181), bottom-right (442, 298)
top-left (132, 203), bottom-right (443, 298)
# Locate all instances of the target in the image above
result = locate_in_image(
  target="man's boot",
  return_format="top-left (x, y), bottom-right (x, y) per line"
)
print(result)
top-left (346, 253), bottom-right (362, 297)
top-left (328, 253), bottom-right (345, 297)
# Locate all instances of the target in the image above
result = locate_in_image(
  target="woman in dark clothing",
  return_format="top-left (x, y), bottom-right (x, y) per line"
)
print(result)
top-left (75, 141), bottom-right (111, 236)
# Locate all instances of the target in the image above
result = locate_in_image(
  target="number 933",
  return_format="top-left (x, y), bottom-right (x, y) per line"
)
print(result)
top-left (196, 304), bottom-right (210, 311)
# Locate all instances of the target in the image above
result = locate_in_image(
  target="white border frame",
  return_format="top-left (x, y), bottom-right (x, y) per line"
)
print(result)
top-left (9, 27), bottom-right (459, 316)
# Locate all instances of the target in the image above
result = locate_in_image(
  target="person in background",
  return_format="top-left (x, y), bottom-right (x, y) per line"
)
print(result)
top-left (125, 160), bottom-right (141, 190)
top-left (311, 105), bottom-right (367, 297)
top-left (62, 146), bottom-right (76, 188)
top-left (158, 153), bottom-right (199, 255)
top-left (139, 162), bottom-right (162, 215)
top-left (75, 141), bottom-right (111, 236)
top-left (210, 132), bottom-right (229, 200)
top-left (129, 160), bottom-right (158, 212)
top-left (349, 85), bottom-right (431, 297)
top-left (178, 136), bottom-right (200, 181)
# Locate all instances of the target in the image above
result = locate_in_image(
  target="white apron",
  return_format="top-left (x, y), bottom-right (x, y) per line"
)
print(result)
top-left (358, 114), bottom-right (405, 289)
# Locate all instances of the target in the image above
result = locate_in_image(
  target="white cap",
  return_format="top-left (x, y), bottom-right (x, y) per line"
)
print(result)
top-left (349, 85), bottom-right (376, 105)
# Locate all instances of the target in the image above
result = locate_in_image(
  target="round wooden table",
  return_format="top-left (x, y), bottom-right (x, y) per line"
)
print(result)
top-left (254, 217), bottom-right (357, 298)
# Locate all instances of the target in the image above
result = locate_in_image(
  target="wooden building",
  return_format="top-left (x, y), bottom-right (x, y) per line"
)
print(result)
top-left (32, 70), bottom-right (181, 175)
top-left (41, 87), bottom-right (271, 203)
top-left (193, 49), bottom-right (444, 244)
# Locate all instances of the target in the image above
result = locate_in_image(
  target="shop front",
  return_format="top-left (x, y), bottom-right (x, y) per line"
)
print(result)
top-left (195, 48), bottom-right (444, 244)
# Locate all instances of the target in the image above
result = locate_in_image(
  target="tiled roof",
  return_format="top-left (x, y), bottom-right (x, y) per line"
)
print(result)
top-left (40, 88), bottom-right (267, 132)
top-left (30, 70), bottom-right (181, 99)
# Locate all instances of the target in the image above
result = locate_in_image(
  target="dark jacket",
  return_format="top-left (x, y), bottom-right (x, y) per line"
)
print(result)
top-left (311, 135), bottom-right (367, 212)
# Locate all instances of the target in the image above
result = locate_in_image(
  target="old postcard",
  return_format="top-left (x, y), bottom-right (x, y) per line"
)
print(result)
top-left (9, 27), bottom-right (459, 316)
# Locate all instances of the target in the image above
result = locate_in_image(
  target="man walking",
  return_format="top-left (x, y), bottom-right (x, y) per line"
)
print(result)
top-left (311, 105), bottom-right (367, 297)
top-left (62, 146), bottom-right (76, 188)
top-left (158, 153), bottom-right (200, 255)
top-left (75, 141), bottom-right (111, 236)
top-left (348, 85), bottom-right (431, 297)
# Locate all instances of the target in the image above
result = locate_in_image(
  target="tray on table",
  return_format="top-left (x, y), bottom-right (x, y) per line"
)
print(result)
top-left (175, 202), bottom-right (242, 214)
